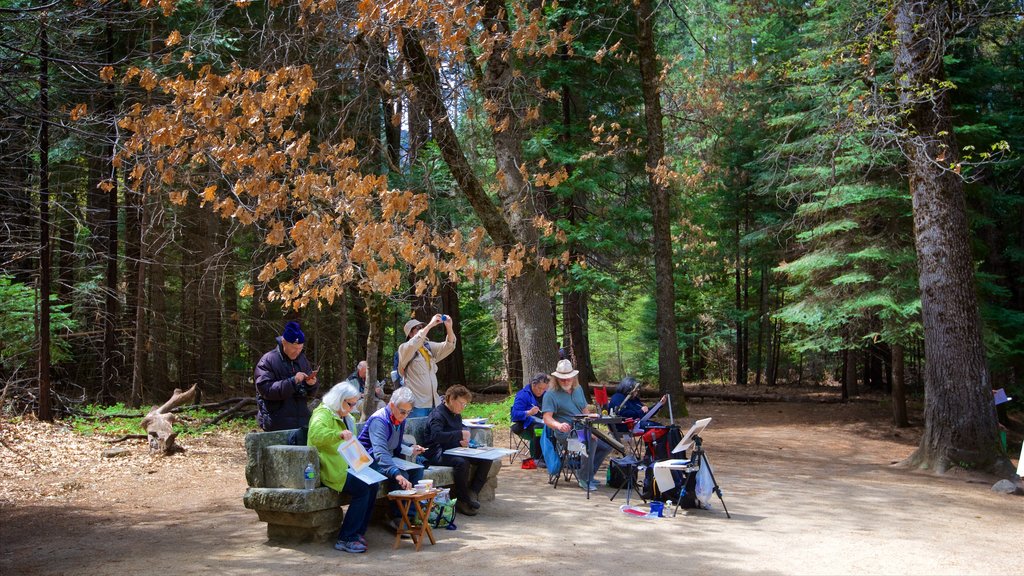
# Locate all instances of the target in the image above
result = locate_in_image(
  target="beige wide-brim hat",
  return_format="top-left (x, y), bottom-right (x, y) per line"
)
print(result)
top-left (404, 319), bottom-right (426, 338)
top-left (551, 359), bottom-right (579, 379)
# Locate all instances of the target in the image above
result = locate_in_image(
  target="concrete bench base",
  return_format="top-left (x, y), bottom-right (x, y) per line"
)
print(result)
top-left (242, 419), bottom-right (499, 543)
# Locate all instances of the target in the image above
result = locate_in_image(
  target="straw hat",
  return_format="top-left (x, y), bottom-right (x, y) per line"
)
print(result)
top-left (551, 359), bottom-right (579, 379)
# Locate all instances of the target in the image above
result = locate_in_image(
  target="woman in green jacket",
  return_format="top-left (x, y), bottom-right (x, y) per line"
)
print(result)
top-left (308, 381), bottom-right (379, 553)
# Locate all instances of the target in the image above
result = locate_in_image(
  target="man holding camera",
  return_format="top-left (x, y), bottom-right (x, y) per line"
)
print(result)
top-left (397, 314), bottom-right (457, 418)
top-left (255, 320), bottom-right (320, 431)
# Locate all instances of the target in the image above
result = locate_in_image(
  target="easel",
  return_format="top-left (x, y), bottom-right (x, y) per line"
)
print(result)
top-left (665, 417), bottom-right (730, 518)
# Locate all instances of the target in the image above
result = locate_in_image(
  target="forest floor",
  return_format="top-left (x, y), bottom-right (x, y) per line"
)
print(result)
top-left (1, 388), bottom-right (1021, 576)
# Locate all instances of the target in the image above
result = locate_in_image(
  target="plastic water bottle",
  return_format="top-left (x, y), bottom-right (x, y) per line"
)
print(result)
top-left (303, 462), bottom-right (316, 490)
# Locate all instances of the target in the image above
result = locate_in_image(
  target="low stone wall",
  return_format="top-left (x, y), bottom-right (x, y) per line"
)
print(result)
top-left (242, 418), bottom-right (501, 542)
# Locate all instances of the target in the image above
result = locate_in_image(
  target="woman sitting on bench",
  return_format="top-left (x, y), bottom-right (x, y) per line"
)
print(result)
top-left (307, 381), bottom-right (379, 554)
top-left (423, 385), bottom-right (492, 517)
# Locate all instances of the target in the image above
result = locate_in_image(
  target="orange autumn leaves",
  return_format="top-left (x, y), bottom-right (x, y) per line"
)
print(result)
top-left (114, 63), bottom-right (502, 308)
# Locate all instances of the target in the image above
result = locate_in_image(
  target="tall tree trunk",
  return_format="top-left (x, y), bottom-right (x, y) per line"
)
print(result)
top-left (149, 228), bottom-right (168, 398)
top-left (100, 17), bottom-right (118, 405)
top-left (734, 223), bottom-right (746, 386)
top-left (637, 0), bottom-right (684, 409)
top-left (845, 348), bottom-right (858, 398)
top-left (337, 288), bottom-right (349, 383)
top-left (129, 190), bottom-right (147, 408)
top-left (892, 343), bottom-right (909, 427)
top-left (362, 298), bottom-right (383, 419)
top-left (754, 266), bottom-right (767, 387)
top-left (37, 16), bottom-right (52, 421)
top-left (439, 281), bottom-right (466, 387)
top-left (501, 283), bottom-right (523, 392)
top-left (564, 290), bottom-right (596, 385)
top-left (401, 22), bottom-right (558, 388)
top-left (197, 209), bottom-right (222, 395)
top-left (124, 176), bottom-right (141, 393)
top-left (894, 0), bottom-right (1011, 475)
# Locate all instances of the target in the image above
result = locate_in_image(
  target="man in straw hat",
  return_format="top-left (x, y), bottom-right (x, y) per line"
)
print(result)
top-left (542, 359), bottom-right (614, 491)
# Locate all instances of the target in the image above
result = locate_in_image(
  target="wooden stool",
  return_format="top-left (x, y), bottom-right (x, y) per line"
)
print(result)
top-left (387, 490), bottom-right (440, 551)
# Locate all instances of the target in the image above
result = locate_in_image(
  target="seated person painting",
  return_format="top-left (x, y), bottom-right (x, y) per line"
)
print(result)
top-left (609, 376), bottom-right (667, 432)
top-left (542, 359), bottom-right (613, 491)
top-left (423, 385), bottom-right (492, 517)
top-left (307, 381), bottom-right (379, 554)
top-left (510, 373), bottom-right (549, 469)
top-left (356, 386), bottom-right (425, 530)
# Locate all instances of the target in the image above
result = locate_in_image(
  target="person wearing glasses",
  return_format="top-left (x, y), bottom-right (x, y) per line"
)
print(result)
top-left (357, 386), bottom-right (425, 529)
top-left (542, 359), bottom-right (613, 491)
top-left (307, 381), bottom-right (379, 554)
top-left (510, 373), bottom-right (549, 469)
top-left (423, 385), bottom-right (492, 517)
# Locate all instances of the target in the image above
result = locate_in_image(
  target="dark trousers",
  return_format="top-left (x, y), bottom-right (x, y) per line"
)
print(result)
top-left (432, 453), bottom-right (491, 502)
top-left (337, 474), bottom-right (377, 542)
top-left (511, 421), bottom-right (543, 460)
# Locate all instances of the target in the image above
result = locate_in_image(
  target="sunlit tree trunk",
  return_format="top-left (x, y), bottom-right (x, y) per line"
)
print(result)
top-left (637, 0), bottom-right (684, 408)
top-left (401, 21), bottom-right (558, 388)
top-left (893, 0), bottom-right (1011, 475)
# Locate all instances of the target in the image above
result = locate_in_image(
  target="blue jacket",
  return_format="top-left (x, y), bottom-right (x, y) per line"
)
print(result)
top-left (357, 405), bottom-right (407, 478)
top-left (511, 385), bottom-right (544, 427)
top-left (609, 393), bottom-right (645, 420)
top-left (254, 337), bottom-right (318, 431)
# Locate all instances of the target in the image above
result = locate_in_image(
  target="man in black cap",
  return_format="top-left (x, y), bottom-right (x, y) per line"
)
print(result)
top-left (254, 320), bottom-right (319, 431)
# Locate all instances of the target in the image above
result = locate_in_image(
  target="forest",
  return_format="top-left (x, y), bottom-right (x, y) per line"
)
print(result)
top-left (1, 0), bottom-right (1021, 476)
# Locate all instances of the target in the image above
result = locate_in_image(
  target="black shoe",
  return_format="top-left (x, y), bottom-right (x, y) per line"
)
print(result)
top-left (456, 500), bottom-right (478, 516)
top-left (467, 490), bottom-right (481, 509)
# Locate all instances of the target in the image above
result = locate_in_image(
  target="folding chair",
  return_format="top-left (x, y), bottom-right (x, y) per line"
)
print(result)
top-left (593, 385), bottom-right (610, 412)
top-left (546, 426), bottom-right (585, 489)
top-left (509, 426), bottom-right (528, 464)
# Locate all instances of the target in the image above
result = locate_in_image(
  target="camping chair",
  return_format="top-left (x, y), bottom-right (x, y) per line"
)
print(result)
top-left (509, 425), bottom-right (528, 464)
top-left (593, 385), bottom-right (610, 413)
top-left (510, 419), bottom-right (544, 465)
top-left (544, 425), bottom-right (586, 489)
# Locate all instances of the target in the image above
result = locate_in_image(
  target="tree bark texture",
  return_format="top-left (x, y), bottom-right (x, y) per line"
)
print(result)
top-left (636, 0), bottom-right (684, 405)
top-left (400, 19), bottom-right (558, 388)
top-left (892, 343), bottom-right (909, 427)
top-left (37, 17), bottom-right (52, 421)
top-left (100, 17), bottom-right (118, 405)
top-left (893, 0), bottom-right (1010, 475)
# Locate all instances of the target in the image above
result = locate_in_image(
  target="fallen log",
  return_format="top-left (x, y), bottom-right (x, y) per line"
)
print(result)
top-left (104, 434), bottom-right (148, 443)
top-left (206, 398), bottom-right (256, 426)
top-left (680, 386), bottom-right (869, 403)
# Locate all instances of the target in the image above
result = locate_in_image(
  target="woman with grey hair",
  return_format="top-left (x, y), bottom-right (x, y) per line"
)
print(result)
top-left (308, 381), bottom-right (379, 554)
top-left (357, 385), bottom-right (426, 530)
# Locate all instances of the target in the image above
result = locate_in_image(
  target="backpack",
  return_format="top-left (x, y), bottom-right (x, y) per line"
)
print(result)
top-left (644, 425), bottom-right (683, 461)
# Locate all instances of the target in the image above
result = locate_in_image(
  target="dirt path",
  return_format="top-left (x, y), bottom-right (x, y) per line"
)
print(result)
top-left (1, 401), bottom-right (1020, 575)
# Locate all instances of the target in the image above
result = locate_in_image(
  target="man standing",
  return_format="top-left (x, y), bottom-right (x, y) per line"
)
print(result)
top-left (254, 321), bottom-right (319, 431)
top-left (396, 314), bottom-right (456, 418)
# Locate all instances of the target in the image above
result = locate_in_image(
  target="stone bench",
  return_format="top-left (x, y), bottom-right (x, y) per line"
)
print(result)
top-left (242, 417), bottom-right (499, 542)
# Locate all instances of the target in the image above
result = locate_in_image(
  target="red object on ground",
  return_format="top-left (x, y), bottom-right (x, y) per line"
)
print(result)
top-left (521, 458), bottom-right (537, 470)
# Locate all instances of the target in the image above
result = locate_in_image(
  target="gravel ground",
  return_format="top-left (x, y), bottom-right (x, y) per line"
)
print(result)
top-left (1, 400), bottom-right (1021, 575)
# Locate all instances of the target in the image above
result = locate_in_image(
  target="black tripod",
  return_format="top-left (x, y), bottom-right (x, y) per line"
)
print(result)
top-left (672, 435), bottom-right (730, 518)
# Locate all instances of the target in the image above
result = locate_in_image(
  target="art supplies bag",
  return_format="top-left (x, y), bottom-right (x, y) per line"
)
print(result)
top-left (416, 489), bottom-right (458, 529)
